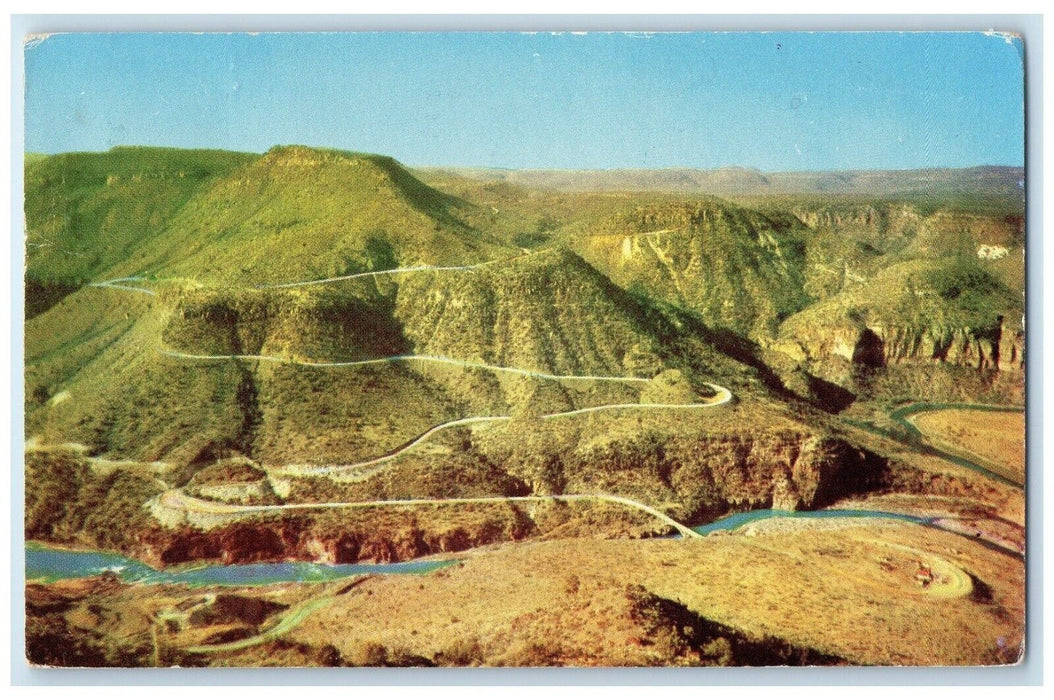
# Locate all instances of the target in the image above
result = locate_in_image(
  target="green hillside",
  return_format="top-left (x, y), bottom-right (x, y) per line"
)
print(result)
top-left (569, 200), bottom-right (810, 340)
top-left (25, 145), bottom-right (518, 295)
top-left (26, 147), bottom-right (1026, 471)
top-left (126, 146), bottom-right (513, 285)
top-left (25, 147), bottom-right (256, 284)
top-left (26, 243), bottom-right (734, 470)
top-left (24, 146), bottom-right (1026, 551)
top-left (394, 247), bottom-right (673, 377)
top-left (20, 142), bottom-right (1029, 671)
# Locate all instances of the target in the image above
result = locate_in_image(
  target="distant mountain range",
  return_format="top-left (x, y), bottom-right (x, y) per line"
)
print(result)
top-left (414, 164), bottom-right (1025, 199)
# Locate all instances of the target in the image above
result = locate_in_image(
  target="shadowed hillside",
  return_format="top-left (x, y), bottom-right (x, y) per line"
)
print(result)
top-left (394, 247), bottom-right (675, 377)
top-left (569, 200), bottom-right (810, 340)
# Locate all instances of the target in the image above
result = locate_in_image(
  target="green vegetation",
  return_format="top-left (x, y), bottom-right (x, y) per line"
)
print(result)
top-left (188, 459), bottom-right (268, 486)
top-left (25, 448), bottom-right (164, 548)
top-left (25, 147), bottom-right (256, 284)
top-left (25, 146), bottom-right (513, 291)
top-left (131, 146), bottom-right (511, 286)
top-left (926, 257), bottom-right (1015, 321)
top-left (567, 200), bottom-right (810, 340)
top-left (21, 146), bottom-right (1028, 670)
top-left (24, 144), bottom-right (1025, 571)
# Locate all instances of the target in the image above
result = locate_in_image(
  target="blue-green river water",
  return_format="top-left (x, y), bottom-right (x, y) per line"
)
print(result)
top-left (23, 508), bottom-right (967, 583)
top-left (691, 508), bottom-right (928, 535)
top-left (25, 543), bottom-right (457, 586)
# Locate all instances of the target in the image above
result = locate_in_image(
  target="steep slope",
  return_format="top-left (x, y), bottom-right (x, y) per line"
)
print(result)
top-left (24, 147), bottom-right (1027, 554)
top-left (24, 147), bottom-right (255, 315)
top-left (393, 247), bottom-right (675, 379)
top-left (28, 246), bottom-right (716, 469)
top-left (29, 235), bottom-right (769, 479)
top-left (25, 286), bottom-right (251, 466)
top-left (25, 146), bottom-right (518, 290)
top-left (743, 194), bottom-right (1027, 399)
top-left (121, 146), bottom-right (511, 285)
top-left (569, 200), bottom-right (810, 340)
top-left (27, 279), bottom-right (461, 468)
top-left (25, 146), bottom-right (544, 467)
top-left (773, 255), bottom-right (1024, 401)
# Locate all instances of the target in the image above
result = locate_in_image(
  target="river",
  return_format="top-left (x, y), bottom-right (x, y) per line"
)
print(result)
top-left (691, 508), bottom-right (926, 535)
top-left (845, 402), bottom-right (1024, 488)
top-left (25, 542), bottom-right (457, 586)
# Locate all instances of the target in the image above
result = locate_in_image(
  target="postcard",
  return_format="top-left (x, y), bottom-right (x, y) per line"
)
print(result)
top-left (23, 30), bottom-right (1026, 668)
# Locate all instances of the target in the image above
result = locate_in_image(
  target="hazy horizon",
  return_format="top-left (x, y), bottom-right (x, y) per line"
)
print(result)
top-left (23, 143), bottom-right (1025, 175)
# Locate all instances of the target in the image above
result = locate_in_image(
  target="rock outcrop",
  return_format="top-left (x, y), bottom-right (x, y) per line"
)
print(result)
top-left (572, 201), bottom-right (810, 341)
top-left (777, 317), bottom-right (1024, 374)
top-left (792, 203), bottom-right (922, 237)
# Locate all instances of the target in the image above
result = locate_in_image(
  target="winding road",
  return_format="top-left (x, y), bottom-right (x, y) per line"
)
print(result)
top-left (846, 403), bottom-right (1025, 489)
top-left (87, 276), bottom-right (157, 296)
top-left (158, 347), bottom-right (651, 384)
top-left (581, 227), bottom-right (686, 239)
top-left (84, 228), bottom-right (682, 295)
top-left (157, 489), bottom-right (702, 539)
top-left (50, 236), bottom-right (1012, 660)
top-left (271, 385), bottom-right (732, 478)
top-left (895, 403), bottom-right (1025, 486)
top-left (256, 261), bottom-right (503, 290)
top-left (90, 252), bottom-right (731, 542)
top-left (255, 230), bottom-right (685, 290)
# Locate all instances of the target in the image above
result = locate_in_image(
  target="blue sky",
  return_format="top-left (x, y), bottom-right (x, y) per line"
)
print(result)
top-left (24, 31), bottom-right (1024, 171)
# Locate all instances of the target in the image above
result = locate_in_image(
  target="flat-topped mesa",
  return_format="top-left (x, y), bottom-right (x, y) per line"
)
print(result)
top-left (27, 145), bottom-right (512, 290)
top-left (257, 145), bottom-right (459, 219)
top-left (442, 164), bottom-right (1024, 198)
top-left (261, 144), bottom-right (408, 172)
top-left (261, 144), bottom-right (360, 167)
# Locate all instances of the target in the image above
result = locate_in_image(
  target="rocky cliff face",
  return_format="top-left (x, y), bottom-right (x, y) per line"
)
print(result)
top-left (874, 318), bottom-right (1024, 371)
top-left (518, 426), bottom-right (890, 524)
top-left (663, 432), bottom-right (883, 514)
top-left (791, 205), bottom-right (1022, 248)
top-left (28, 421), bottom-right (892, 569)
top-left (573, 202), bottom-right (809, 341)
top-left (792, 204), bottom-right (923, 237)
top-left (774, 244), bottom-right (1025, 404)
top-left (131, 508), bottom-right (538, 568)
top-left (776, 316), bottom-right (1024, 374)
